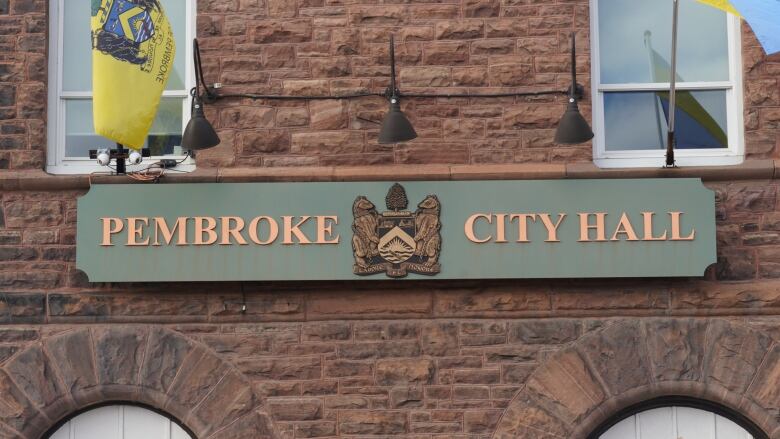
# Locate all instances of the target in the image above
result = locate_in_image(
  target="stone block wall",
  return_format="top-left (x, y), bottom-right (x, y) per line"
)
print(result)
top-left (1, 0), bottom-right (780, 437)
top-left (0, 0), bottom-right (778, 170)
top-left (1, 180), bottom-right (780, 437)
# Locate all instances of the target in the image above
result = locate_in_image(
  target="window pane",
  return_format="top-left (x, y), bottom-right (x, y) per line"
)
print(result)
top-left (63, 0), bottom-right (186, 92)
top-left (65, 98), bottom-right (184, 158)
top-left (598, 0), bottom-right (730, 84)
top-left (604, 90), bottom-right (728, 151)
top-left (63, 0), bottom-right (92, 92)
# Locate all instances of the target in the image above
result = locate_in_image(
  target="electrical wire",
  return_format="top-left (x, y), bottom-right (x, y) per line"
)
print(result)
top-left (205, 89), bottom-right (566, 102)
top-left (213, 92), bottom-right (384, 100)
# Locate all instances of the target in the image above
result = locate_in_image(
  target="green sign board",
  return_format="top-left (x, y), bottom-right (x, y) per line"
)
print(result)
top-left (76, 179), bottom-right (716, 282)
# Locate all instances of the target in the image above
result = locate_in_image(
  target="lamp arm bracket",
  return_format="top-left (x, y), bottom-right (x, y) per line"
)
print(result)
top-left (570, 83), bottom-right (585, 100)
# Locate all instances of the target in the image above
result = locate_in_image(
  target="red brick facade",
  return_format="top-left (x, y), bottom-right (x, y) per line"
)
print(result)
top-left (1, 0), bottom-right (780, 438)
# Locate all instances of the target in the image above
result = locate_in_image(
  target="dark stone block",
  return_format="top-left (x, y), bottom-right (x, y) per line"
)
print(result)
top-left (0, 246), bottom-right (38, 261)
top-left (44, 329), bottom-right (98, 403)
top-left (5, 346), bottom-right (63, 409)
top-left (93, 327), bottom-right (148, 386)
top-left (0, 84), bottom-right (13, 107)
top-left (141, 328), bottom-right (193, 394)
top-left (0, 293), bottom-right (45, 323)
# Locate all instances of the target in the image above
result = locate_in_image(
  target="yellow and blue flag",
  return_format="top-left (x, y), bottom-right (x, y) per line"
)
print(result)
top-left (697, 0), bottom-right (742, 16)
top-left (645, 32), bottom-right (728, 149)
top-left (699, 0), bottom-right (780, 55)
top-left (91, 0), bottom-right (176, 149)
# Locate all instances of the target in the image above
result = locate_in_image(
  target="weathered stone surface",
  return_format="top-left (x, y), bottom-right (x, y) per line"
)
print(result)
top-left (208, 411), bottom-right (275, 439)
top-left (4, 200), bottom-right (62, 227)
top-left (324, 360), bottom-right (372, 377)
top-left (4, 344), bottom-right (65, 417)
top-left (508, 320), bottom-right (580, 344)
top-left (704, 320), bottom-right (772, 394)
top-left (295, 421), bottom-right (337, 438)
top-left (93, 327), bottom-right (147, 386)
top-left (493, 391), bottom-right (570, 438)
top-left (0, 370), bottom-right (41, 434)
top-left (465, 409), bottom-right (502, 433)
top-left (44, 329), bottom-right (97, 402)
top-left (339, 341), bottom-right (421, 359)
top-left (421, 322), bottom-right (459, 356)
top-left (389, 386), bottom-right (423, 408)
top-left (376, 359), bottom-right (435, 385)
top-left (191, 372), bottom-right (257, 435)
top-left (325, 395), bottom-right (369, 410)
top-left (645, 319), bottom-right (707, 382)
top-left (578, 322), bottom-right (651, 396)
top-left (141, 329), bottom-right (193, 393)
top-left (435, 20), bottom-right (484, 39)
top-left (526, 347), bottom-right (604, 423)
top-left (0, 294), bottom-right (45, 323)
top-left (239, 357), bottom-right (321, 380)
top-left (254, 20), bottom-right (312, 43)
top-left (168, 348), bottom-right (229, 409)
top-left (309, 100), bottom-right (348, 130)
top-left (200, 334), bottom-right (271, 356)
top-left (339, 411), bottom-right (408, 435)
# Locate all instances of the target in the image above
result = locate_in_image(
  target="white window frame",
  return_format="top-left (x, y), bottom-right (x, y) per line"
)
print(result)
top-left (590, 0), bottom-right (744, 168)
top-left (46, 0), bottom-right (196, 175)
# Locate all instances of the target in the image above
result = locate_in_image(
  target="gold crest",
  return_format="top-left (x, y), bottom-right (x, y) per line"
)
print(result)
top-left (352, 183), bottom-right (441, 278)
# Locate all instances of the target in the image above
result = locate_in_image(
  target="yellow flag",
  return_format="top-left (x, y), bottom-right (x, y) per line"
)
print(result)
top-left (697, 0), bottom-right (742, 16)
top-left (91, 0), bottom-right (176, 149)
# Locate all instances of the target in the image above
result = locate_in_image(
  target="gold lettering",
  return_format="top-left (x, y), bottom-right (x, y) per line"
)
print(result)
top-left (641, 212), bottom-right (667, 241)
top-left (670, 212), bottom-right (695, 241)
top-left (538, 213), bottom-right (566, 242)
top-left (610, 212), bottom-right (639, 241)
top-left (509, 214), bottom-right (536, 243)
top-left (153, 217), bottom-right (188, 246)
top-left (465, 213), bottom-right (492, 243)
top-left (101, 217), bottom-right (124, 246)
top-left (316, 216), bottom-right (340, 244)
top-left (194, 217), bottom-right (218, 245)
top-left (578, 213), bottom-right (607, 242)
top-left (283, 216), bottom-right (312, 245)
top-left (220, 216), bottom-right (247, 245)
top-left (248, 216), bottom-right (279, 245)
top-left (494, 214), bottom-right (508, 243)
top-left (126, 217), bottom-right (150, 246)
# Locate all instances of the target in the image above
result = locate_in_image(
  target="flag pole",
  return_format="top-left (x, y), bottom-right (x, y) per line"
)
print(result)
top-left (115, 143), bottom-right (126, 175)
top-left (666, 0), bottom-right (679, 167)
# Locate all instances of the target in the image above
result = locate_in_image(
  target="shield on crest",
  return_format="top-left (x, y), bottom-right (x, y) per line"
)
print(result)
top-left (378, 214), bottom-right (416, 264)
top-left (352, 183), bottom-right (442, 278)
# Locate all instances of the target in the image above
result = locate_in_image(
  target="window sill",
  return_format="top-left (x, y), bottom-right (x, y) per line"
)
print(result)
top-left (1, 160), bottom-right (776, 191)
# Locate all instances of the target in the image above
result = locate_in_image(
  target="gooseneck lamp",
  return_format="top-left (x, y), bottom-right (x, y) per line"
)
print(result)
top-left (378, 35), bottom-right (417, 144)
top-left (185, 33), bottom-right (594, 148)
top-left (181, 39), bottom-right (221, 154)
top-left (554, 33), bottom-right (595, 145)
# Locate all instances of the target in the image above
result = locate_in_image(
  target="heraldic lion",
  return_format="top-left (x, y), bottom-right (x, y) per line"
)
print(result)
top-left (414, 195), bottom-right (441, 267)
top-left (351, 196), bottom-right (380, 268)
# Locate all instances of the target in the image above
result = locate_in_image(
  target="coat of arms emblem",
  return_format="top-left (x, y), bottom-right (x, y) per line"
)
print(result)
top-left (92, 0), bottom-right (162, 68)
top-left (352, 183), bottom-right (441, 278)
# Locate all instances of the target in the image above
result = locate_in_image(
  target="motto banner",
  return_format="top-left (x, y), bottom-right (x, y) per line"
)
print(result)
top-left (76, 179), bottom-right (716, 282)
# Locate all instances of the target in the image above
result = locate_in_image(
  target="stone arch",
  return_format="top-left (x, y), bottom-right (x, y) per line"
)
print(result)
top-left (0, 325), bottom-right (276, 439)
top-left (492, 318), bottom-right (780, 439)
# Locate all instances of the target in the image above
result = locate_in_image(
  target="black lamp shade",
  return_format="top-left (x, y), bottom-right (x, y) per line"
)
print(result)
top-left (554, 98), bottom-right (594, 145)
top-left (378, 100), bottom-right (417, 144)
top-left (182, 101), bottom-right (220, 151)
